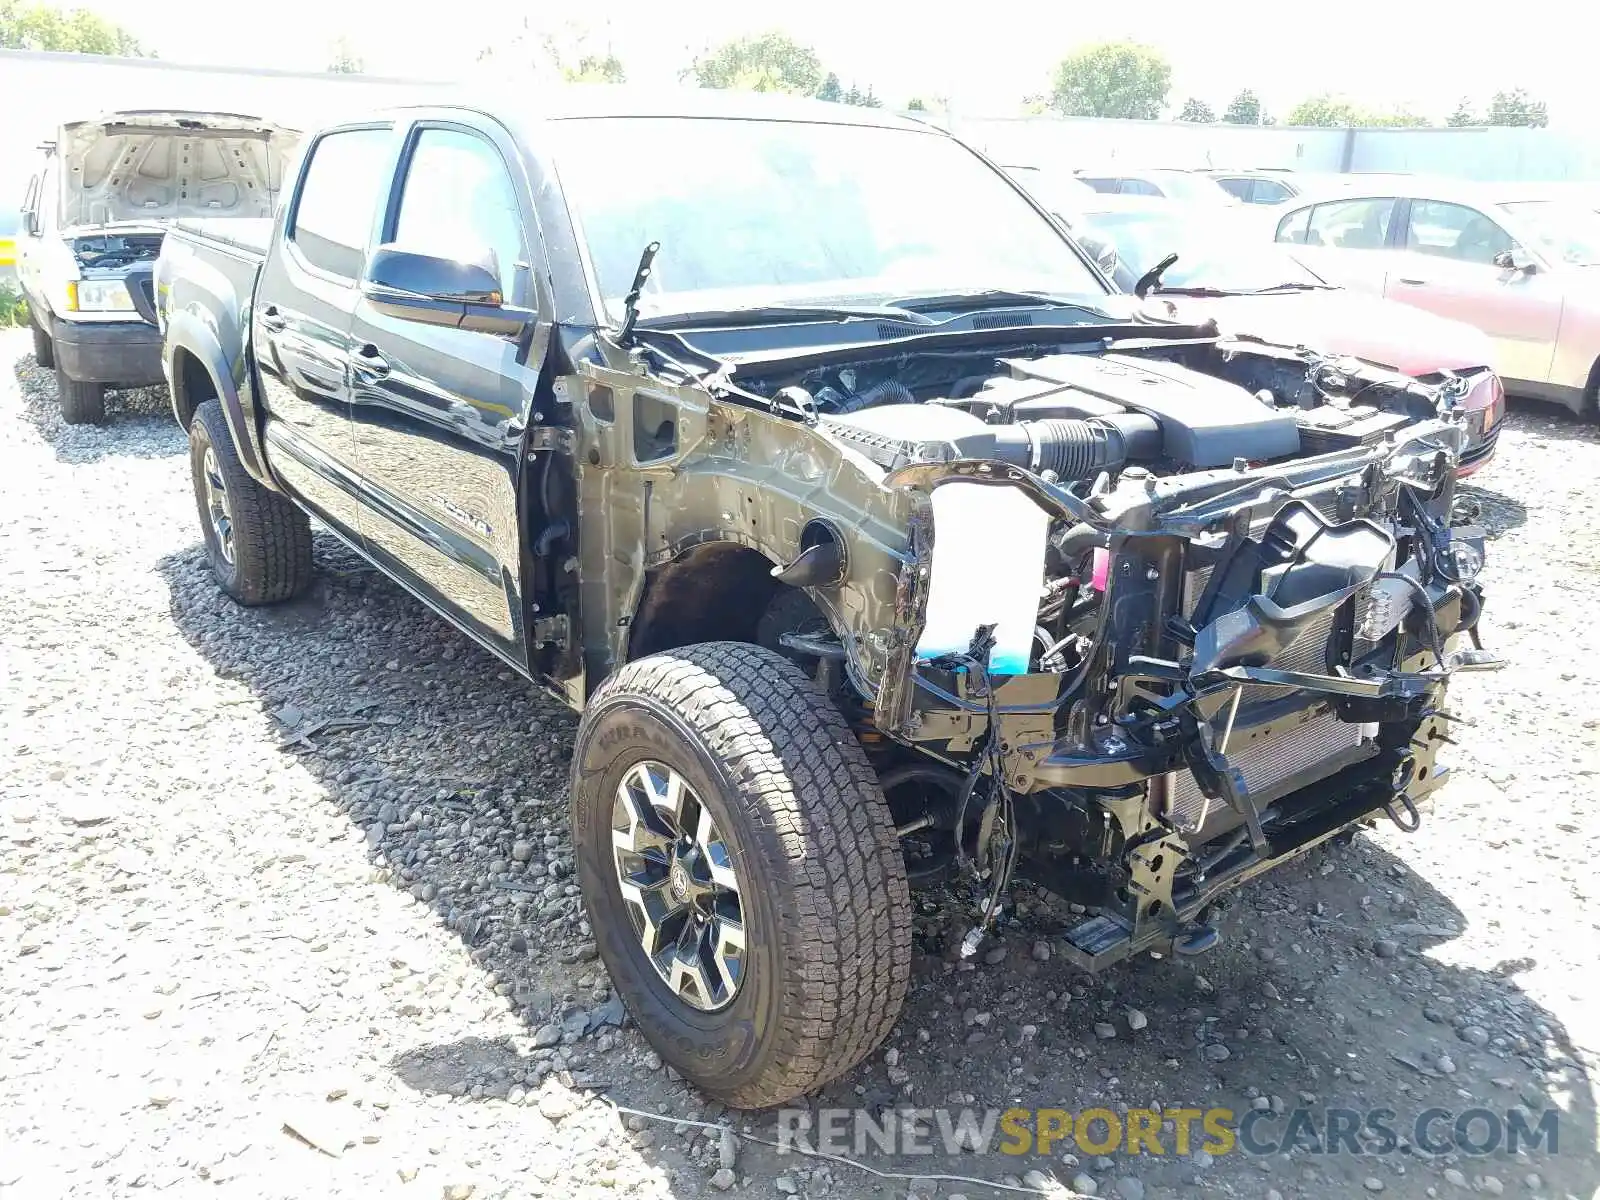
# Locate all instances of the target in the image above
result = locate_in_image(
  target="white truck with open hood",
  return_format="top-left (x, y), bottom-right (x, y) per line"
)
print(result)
top-left (16, 110), bottom-right (299, 423)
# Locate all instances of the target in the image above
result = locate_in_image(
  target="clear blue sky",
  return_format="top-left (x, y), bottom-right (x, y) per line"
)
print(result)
top-left (81, 0), bottom-right (1587, 126)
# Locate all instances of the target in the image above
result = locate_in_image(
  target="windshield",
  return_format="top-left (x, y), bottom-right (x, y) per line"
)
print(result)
top-left (546, 117), bottom-right (1109, 322)
top-left (1497, 200), bottom-right (1600, 267)
top-left (1080, 210), bottom-right (1325, 293)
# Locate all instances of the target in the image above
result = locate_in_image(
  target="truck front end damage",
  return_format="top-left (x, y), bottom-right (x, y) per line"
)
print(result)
top-left (570, 323), bottom-right (1497, 972)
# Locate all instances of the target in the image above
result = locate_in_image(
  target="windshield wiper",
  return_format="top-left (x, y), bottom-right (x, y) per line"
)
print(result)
top-left (888, 288), bottom-right (1112, 315)
top-left (1134, 254), bottom-right (1180, 299)
top-left (1247, 281), bottom-right (1334, 293)
top-left (636, 303), bottom-right (935, 330)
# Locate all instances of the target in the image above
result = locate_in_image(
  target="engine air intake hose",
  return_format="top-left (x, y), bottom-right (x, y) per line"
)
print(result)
top-left (991, 414), bottom-right (1160, 480)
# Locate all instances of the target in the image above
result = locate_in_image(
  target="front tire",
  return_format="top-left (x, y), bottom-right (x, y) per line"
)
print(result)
top-left (571, 642), bottom-right (912, 1108)
top-left (56, 368), bottom-right (104, 425)
top-left (188, 399), bottom-right (312, 605)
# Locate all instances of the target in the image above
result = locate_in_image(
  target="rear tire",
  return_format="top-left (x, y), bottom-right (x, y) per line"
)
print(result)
top-left (570, 641), bottom-right (911, 1108)
top-left (31, 316), bottom-right (54, 369)
top-left (188, 398), bottom-right (313, 605)
top-left (56, 369), bottom-right (104, 425)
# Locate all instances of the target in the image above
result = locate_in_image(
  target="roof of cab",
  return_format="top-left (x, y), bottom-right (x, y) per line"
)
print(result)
top-left (383, 83), bottom-right (936, 132)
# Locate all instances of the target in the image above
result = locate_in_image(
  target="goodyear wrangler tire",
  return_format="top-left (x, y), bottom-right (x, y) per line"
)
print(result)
top-left (571, 641), bottom-right (912, 1108)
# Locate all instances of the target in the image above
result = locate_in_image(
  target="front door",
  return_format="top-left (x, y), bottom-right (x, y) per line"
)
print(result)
top-left (347, 122), bottom-right (541, 664)
top-left (254, 125), bottom-right (394, 543)
top-left (1385, 198), bottom-right (1561, 387)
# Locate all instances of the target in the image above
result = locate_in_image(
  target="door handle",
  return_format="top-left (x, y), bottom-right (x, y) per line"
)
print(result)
top-left (352, 344), bottom-right (390, 378)
top-left (259, 306), bottom-right (287, 332)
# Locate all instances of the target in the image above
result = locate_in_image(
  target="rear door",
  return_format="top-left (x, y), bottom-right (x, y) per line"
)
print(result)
top-left (347, 120), bottom-right (544, 665)
top-left (254, 123), bottom-right (394, 542)
top-left (1273, 196), bottom-right (1399, 297)
top-left (1386, 198), bottom-right (1561, 386)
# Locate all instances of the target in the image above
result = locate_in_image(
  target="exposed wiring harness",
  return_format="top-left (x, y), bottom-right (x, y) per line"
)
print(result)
top-left (929, 625), bottom-right (1022, 957)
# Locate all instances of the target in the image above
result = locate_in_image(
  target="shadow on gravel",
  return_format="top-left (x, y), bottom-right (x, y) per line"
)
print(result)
top-left (1459, 483), bottom-right (1528, 539)
top-left (154, 537), bottom-right (1598, 1198)
top-left (8, 349), bottom-right (181, 464)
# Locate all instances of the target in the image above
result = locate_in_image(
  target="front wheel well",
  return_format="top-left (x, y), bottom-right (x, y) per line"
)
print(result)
top-left (626, 542), bottom-right (783, 661)
top-left (170, 347), bottom-right (219, 429)
top-left (1585, 355), bottom-right (1600, 417)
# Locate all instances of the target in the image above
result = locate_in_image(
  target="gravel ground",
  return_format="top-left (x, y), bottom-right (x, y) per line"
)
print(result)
top-left (2, 326), bottom-right (1596, 1200)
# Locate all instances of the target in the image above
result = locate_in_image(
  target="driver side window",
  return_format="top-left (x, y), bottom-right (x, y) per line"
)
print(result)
top-left (389, 128), bottom-right (526, 301)
top-left (1403, 200), bottom-right (1517, 266)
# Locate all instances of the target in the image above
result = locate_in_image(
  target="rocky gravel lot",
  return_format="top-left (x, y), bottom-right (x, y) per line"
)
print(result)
top-left (2, 327), bottom-right (1597, 1200)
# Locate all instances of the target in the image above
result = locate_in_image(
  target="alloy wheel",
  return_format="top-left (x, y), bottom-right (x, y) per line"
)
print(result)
top-left (611, 760), bottom-right (746, 1011)
top-left (201, 446), bottom-right (235, 565)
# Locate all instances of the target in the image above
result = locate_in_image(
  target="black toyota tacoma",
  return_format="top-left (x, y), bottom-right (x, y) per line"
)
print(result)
top-left (153, 88), bottom-right (1498, 1108)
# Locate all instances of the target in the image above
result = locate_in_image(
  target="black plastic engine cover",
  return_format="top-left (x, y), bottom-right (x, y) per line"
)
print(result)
top-left (1003, 353), bottom-right (1301, 468)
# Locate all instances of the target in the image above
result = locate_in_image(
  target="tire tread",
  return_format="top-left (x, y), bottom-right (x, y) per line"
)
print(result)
top-left (191, 399), bottom-right (313, 605)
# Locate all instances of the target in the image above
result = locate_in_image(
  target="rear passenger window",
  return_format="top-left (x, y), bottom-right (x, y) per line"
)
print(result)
top-left (1253, 179), bottom-right (1292, 203)
top-left (1216, 178), bottom-right (1254, 202)
top-left (1303, 197), bottom-right (1393, 249)
top-left (1121, 179), bottom-right (1162, 197)
top-left (290, 128), bottom-right (391, 280)
top-left (1078, 177), bottom-right (1120, 194)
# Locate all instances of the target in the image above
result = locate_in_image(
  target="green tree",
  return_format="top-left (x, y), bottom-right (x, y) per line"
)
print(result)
top-left (906, 96), bottom-right (928, 112)
top-left (1176, 97), bottom-right (1215, 122)
top-left (1046, 41), bottom-right (1171, 120)
top-left (1447, 98), bottom-right (1481, 127)
top-left (686, 31), bottom-right (825, 96)
top-left (564, 53), bottom-right (625, 83)
top-left (0, 0), bottom-right (145, 54)
top-left (817, 72), bottom-right (842, 102)
top-left (1485, 88), bottom-right (1548, 127)
top-left (841, 82), bottom-right (882, 108)
top-left (475, 18), bottom-right (625, 84)
top-left (1222, 88), bottom-right (1264, 125)
top-left (1285, 94), bottom-right (1362, 127)
top-left (326, 35), bottom-right (363, 74)
top-left (1361, 106), bottom-right (1431, 128)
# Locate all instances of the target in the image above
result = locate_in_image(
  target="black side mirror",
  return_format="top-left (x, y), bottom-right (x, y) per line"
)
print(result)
top-left (364, 245), bottom-right (532, 335)
top-left (1492, 249), bottom-right (1536, 275)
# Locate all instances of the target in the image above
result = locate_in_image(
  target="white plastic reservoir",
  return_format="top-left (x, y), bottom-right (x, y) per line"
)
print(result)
top-left (914, 481), bottom-right (1050, 676)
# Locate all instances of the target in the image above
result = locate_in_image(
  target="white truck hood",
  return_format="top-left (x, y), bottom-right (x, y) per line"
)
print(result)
top-left (58, 110), bottom-right (303, 231)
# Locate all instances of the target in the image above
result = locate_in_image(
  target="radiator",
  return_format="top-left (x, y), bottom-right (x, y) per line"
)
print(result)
top-left (1165, 708), bottom-right (1371, 832)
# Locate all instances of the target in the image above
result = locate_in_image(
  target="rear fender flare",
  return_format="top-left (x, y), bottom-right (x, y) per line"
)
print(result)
top-left (164, 312), bottom-right (278, 491)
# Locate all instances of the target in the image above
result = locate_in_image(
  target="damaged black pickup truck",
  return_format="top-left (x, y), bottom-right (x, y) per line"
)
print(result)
top-left (152, 89), bottom-right (1498, 1108)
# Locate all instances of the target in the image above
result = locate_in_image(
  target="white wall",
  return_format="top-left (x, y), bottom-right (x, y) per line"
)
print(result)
top-left (944, 115), bottom-right (1349, 172)
top-left (1347, 126), bottom-right (1600, 181)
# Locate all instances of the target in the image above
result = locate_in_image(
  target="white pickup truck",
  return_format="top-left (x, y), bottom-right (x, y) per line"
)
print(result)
top-left (15, 109), bottom-right (298, 423)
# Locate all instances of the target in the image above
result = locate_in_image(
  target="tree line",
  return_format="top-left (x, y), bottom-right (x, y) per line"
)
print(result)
top-left (1044, 40), bottom-right (1548, 128)
top-left (1, 9), bottom-right (1555, 130)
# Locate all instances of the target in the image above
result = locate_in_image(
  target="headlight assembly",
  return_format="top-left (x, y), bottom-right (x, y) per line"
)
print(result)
top-left (69, 279), bottom-right (135, 312)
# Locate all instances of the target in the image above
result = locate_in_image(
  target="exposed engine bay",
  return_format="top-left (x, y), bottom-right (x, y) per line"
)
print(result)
top-left (696, 331), bottom-right (1498, 969)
